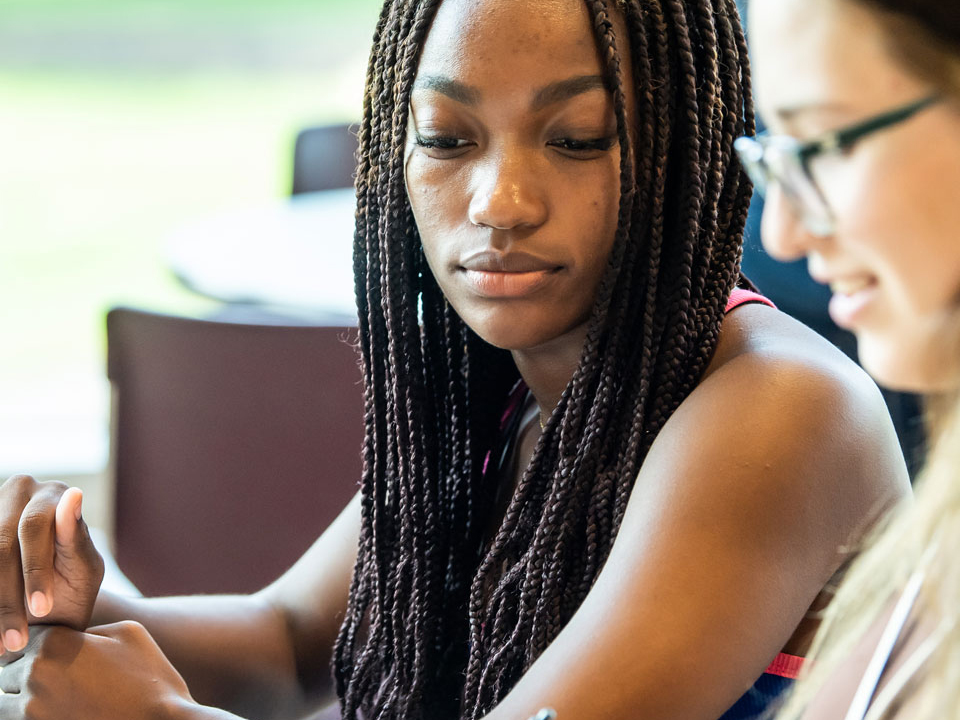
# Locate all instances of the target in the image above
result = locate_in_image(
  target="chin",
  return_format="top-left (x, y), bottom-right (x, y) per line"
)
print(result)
top-left (464, 310), bottom-right (576, 352)
top-left (470, 323), bottom-right (550, 351)
top-left (857, 330), bottom-right (960, 394)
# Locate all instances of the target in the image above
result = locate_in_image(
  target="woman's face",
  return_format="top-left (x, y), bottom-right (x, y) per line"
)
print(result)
top-left (405, 0), bottom-right (628, 351)
top-left (750, 0), bottom-right (960, 392)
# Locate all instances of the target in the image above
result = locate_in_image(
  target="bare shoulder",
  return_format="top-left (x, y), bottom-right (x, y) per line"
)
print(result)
top-left (638, 302), bottom-right (911, 567)
top-left (710, 303), bottom-right (906, 482)
top-left (484, 308), bottom-right (912, 719)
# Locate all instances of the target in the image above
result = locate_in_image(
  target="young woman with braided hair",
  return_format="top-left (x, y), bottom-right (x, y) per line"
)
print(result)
top-left (739, 0), bottom-right (960, 717)
top-left (0, 1), bottom-right (908, 719)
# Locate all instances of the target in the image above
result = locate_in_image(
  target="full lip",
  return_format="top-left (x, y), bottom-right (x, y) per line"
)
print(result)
top-left (457, 249), bottom-right (564, 274)
top-left (454, 250), bottom-right (565, 299)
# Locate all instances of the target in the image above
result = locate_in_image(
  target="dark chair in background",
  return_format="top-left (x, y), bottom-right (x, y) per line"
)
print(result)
top-left (291, 123), bottom-right (358, 195)
top-left (106, 307), bottom-right (364, 597)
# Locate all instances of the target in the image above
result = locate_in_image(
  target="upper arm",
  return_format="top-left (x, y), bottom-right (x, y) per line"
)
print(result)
top-left (257, 491), bottom-right (361, 699)
top-left (486, 327), bottom-right (910, 719)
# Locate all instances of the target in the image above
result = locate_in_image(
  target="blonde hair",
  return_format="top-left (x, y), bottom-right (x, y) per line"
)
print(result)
top-left (774, 3), bottom-right (960, 717)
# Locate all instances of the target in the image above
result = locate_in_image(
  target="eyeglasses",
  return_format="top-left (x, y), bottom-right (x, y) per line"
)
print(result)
top-left (734, 95), bottom-right (939, 236)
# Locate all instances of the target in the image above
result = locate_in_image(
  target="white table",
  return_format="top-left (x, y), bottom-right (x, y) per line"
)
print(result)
top-left (166, 188), bottom-right (359, 321)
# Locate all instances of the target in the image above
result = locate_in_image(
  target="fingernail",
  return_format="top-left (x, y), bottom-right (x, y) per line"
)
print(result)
top-left (74, 492), bottom-right (83, 521)
top-left (30, 592), bottom-right (51, 618)
top-left (4, 630), bottom-right (24, 653)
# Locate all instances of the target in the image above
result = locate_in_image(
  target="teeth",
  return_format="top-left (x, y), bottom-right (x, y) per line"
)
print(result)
top-left (830, 277), bottom-right (874, 296)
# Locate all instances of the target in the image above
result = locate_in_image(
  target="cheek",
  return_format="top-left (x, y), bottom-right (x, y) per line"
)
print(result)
top-left (406, 153), bottom-right (455, 193)
top-left (405, 153), bottom-right (466, 268)
top-left (591, 195), bottom-right (619, 270)
top-left (406, 154), bottom-right (459, 221)
top-left (545, 189), bottom-right (617, 310)
top-left (899, 131), bottom-right (960, 316)
top-left (831, 147), bottom-right (960, 317)
top-left (826, 134), bottom-right (960, 390)
top-left (576, 158), bottom-right (621, 257)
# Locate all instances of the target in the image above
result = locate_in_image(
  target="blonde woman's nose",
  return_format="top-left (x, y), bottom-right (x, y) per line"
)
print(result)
top-left (760, 185), bottom-right (820, 262)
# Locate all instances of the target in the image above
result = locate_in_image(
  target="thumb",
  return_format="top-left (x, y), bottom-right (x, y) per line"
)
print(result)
top-left (54, 487), bottom-right (85, 548)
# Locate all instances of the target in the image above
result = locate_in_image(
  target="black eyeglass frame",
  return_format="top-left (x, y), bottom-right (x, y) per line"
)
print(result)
top-left (734, 94), bottom-right (940, 235)
top-left (793, 94), bottom-right (938, 165)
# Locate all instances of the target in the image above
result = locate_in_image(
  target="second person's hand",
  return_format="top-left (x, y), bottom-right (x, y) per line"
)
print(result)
top-left (0, 474), bottom-right (104, 652)
top-left (0, 622), bottom-right (196, 720)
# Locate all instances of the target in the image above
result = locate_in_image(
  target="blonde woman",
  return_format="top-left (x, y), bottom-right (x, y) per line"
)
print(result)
top-left (737, 0), bottom-right (960, 717)
top-left (0, 2), bottom-right (913, 719)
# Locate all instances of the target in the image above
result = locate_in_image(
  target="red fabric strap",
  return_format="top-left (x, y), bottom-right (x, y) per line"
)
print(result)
top-left (765, 652), bottom-right (806, 680)
top-left (725, 288), bottom-right (775, 313)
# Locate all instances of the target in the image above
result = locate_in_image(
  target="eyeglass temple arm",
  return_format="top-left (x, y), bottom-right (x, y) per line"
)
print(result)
top-left (802, 95), bottom-right (940, 159)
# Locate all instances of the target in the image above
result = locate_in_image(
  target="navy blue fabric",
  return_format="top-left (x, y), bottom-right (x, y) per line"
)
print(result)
top-left (717, 673), bottom-right (793, 720)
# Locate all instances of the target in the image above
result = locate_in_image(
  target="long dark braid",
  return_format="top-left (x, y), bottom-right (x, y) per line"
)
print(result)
top-left (334, 1), bottom-right (754, 718)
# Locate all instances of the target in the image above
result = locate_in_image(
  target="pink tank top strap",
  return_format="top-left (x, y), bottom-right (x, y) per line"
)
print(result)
top-left (725, 287), bottom-right (776, 313)
top-left (765, 651), bottom-right (805, 679)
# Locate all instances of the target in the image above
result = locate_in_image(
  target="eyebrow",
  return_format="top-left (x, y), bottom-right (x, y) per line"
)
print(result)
top-left (412, 76), bottom-right (482, 106)
top-left (411, 74), bottom-right (610, 111)
top-left (531, 75), bottom-right (609, 111)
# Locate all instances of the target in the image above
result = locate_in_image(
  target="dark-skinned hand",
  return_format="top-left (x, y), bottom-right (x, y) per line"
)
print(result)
top-left (0, 622), bottom-right (194, 720)
top-left (0, 475), bottom-right (104, 653)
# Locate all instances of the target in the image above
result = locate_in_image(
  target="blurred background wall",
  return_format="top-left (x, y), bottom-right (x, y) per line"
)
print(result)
top-left (0, 0), bottom-right (382, 525)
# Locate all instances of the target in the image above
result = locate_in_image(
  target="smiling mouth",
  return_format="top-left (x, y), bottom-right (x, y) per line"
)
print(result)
top-left (829, 277), bottom-right (877, 296)
top-left (824, 275), bottom-right (880, 329)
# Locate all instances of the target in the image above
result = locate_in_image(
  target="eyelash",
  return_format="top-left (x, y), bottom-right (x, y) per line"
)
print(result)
top-left (414, 133), bottom-right (469, 150)
top-left (547, 137), bottom-right (616, 153)
top-left (413, 133), bottom-right (617, 156)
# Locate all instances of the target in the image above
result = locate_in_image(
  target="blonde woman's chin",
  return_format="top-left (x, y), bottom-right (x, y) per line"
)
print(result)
top-left (856, 322), bottom-right (960, 395)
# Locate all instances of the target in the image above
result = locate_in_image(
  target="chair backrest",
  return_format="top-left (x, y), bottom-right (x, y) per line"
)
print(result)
top-left (291, 123), bottom-right (358, 195)
top-left (106, 307), bottom-right (364, 596)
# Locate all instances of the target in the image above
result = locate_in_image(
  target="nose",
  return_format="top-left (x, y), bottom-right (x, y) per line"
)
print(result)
top-left (468, 148), bottom-right (548, 231)
top-left (759, 185), bottom-right (820, 262)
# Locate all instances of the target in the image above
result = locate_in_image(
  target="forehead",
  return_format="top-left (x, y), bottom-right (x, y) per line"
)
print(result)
top-left (417, 0), bottom-right (603, 81)
top-left (749, 0), bottom-right (922, 118)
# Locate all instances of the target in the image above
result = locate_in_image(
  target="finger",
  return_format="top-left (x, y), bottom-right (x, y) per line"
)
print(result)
top-left (0, 568), bottom-right (27, 654)
top-left (18, 491), bottom-right (60, 623)
top-left (54, 487), bottom-right (83, 548)
top-left (54, 488), bottom-right (98, 572)
top-left (0, 477), bottom-right (47, 653)
top-left (0, 524), bottom-right (27, 654)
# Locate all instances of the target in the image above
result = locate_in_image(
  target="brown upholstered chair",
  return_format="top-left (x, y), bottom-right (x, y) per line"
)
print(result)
top-left (106, 307), bottom-right (364, 597)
